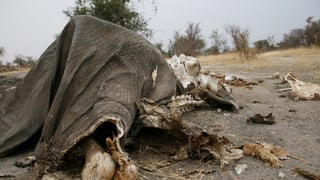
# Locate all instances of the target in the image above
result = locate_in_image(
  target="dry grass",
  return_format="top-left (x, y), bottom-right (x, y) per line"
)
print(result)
top-left (197, 47), bottom-right (320, 82)
top-left (0, 67), bottom-right (30, 75)
top-left (258, 46), bottom-right (320, 57)
top-left (198, 52), bottom-right (242, 65)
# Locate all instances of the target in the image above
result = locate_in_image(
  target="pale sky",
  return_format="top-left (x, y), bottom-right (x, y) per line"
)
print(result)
top-left (1, 0), bottom-right (320, 62)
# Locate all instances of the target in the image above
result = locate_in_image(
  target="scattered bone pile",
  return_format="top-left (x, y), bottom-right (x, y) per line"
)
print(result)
top-left (167, 54), bottom-right (239, 110)
top-left (132, 54), bottom-right (248, 171)
top-left (136, 97), bottom-right (243, 169)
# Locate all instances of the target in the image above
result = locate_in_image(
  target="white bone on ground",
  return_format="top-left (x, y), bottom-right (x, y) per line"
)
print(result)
top-left (168, 54), bottom-right (202, 88)
top-left (81, 138), bottom-right (116, 180)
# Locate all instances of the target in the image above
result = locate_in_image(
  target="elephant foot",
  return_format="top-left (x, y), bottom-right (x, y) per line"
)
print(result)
top-left (81, 137), bottom-right (116, 180)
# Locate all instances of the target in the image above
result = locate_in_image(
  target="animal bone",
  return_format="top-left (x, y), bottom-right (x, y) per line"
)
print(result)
top-left (136, 95), bottom-right (204, 130)
top-left (136, 97), bottom-right (243, 168)
top-left (81, 134), bottom-right (138, 180)
top-left (167, 54), bottom-right (239, 110)
top-left (168, 95), bottom-right (205, 116)
top-left (167, 54), bottom-right (200, 89)
top-left (106, 137), bottom-right (138, 180)
top-left (284, 72), bottom-right (320, 100)
top-left (242, 141), bottom-right (290, 168)
top-left (81, 136), bottom-right (116, 180)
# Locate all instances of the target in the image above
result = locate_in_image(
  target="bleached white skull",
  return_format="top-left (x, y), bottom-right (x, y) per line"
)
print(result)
top-left (167, 54), bottom-right (238, 111)
top-left (167, 54), bottom-right (200, 88)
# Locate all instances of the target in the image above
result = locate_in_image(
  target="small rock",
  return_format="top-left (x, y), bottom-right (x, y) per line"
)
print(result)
top-left (15, 156), bottom-right (36, 168)
top-left (279, 94), bottom-right (286, 98)
top-left (288, 109), bottom-right (296, 112)
top-left (221, 171), bottom-right (239, 180)
top-left (251, 100), bottom-right (261, 104)
top-left (234, 164), bottom-right (248, 175)
top-left (279, 171), bottom-right (286, 179)
top-left (223, 113), bottom-right (231, 117)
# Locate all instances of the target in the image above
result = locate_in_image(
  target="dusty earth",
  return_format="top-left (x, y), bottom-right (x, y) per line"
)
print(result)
top-left (0, 61), bottom-right (319, 179)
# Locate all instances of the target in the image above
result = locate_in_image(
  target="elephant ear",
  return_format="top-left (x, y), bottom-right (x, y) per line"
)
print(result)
top-left (33, 16), bottom-right (140, 162)
top-left (0, 18), bottom-right (83, 157)
top-left (0, 15), bottom-right (174, 163)
top-left (0, 41), bottom-right (58, 157)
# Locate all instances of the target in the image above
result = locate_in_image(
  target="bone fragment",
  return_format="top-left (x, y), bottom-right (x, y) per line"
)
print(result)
top-left (106, 137), bottom-right (138, 180)
top-left (81, 136), bottom-right (116, 180)
top-left (293, 168), bottom-right (320, 180)
top-left (277, 88), bottom-right (292, 92)
top-left (234, 164), bottom-right (248, 175)
top-left (242, 143), bottom-right (282, 168)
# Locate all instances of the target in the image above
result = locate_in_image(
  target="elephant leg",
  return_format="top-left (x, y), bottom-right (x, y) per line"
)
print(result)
top-left (81, 136), bottom-right (116, 180)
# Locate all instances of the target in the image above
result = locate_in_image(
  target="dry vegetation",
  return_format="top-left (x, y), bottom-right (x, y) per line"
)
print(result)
top-left (197, 47), bottom-right (320, 83)
top-left (0, 67), bottom-right (30, 74)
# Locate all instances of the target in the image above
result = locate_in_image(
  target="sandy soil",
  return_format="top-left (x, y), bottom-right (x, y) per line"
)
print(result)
top-left (0, 63), bottom-right (319, 179)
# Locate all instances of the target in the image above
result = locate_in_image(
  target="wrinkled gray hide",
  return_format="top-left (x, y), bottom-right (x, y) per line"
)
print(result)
top-left (0, 15), bottom-right (178, 163)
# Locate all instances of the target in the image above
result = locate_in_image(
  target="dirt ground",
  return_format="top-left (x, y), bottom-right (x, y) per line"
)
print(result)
top-left (0, 58), bottom-right (319, 179)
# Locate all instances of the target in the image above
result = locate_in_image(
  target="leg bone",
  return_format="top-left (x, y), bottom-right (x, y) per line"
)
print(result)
top-left (106, 137), bottom-right (138, 180)
top-left (81, 136), bottom-right (116, 180)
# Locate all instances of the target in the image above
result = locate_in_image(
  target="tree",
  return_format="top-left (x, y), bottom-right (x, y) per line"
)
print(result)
top-left (304, 16), bottom-right (320, 46)
top-left (169, 22), bottom-right (205, 56)
top-left (278, 17), bottom-right (320, 48)
top-left (225, 24), bottom-right (250, 58)
top-left (207, 29), bottom-right (228, 54)
top-left (254, 36), bottom-right (276, 52)
top-left (279, 28), bottom-right (305, 48)
top-left (0, 47), bottom-right (4, 57)
top-left (64, 0), bottom-right (153, 38)
top-left (154, 42), bottom-right (168, 57)
top-left (254, 39), bottom-right (270, 51)
top-left (13, 55), bottom-right (37, 67)
top-left (0, 47), bottom-right (5, 65)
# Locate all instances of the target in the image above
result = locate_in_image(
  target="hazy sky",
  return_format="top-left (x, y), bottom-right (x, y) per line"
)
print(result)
top-left (1, 0), bottom-right (320, 62)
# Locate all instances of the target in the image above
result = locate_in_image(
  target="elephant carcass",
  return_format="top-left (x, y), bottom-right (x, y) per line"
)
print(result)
top-left (167, 54), bottom-right (239, 110)
top-left (0, 15), bottom-right (179, 179)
